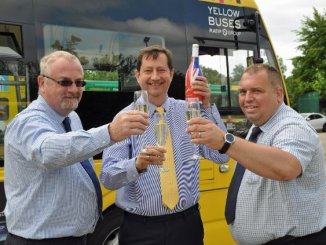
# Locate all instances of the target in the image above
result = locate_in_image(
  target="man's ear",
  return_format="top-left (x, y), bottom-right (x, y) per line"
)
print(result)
top-left (276, 86), bottom-right (284, 103)
top-left (134, 69), bottom-right (140, 82)
top-left (38, 75), bottom-right (45, 89)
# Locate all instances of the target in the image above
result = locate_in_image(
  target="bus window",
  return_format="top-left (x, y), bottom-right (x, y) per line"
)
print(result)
top-left (43, 24), bottom-right (165, 92)
top-left (200, 48), bottom-right (254, 108)
top-left (0, 98), bottom-right (9, 121)
top-left (0, 23), bottom-right (23, 56)
top-left (199, 46), bottom-right (257, 136)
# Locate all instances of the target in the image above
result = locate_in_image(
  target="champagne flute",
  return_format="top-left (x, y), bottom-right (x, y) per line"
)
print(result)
top-left (134, 90), bottom-right (149, 114)
top-left (186, 97), bottom-right (201, 159)
top-left (154, 112), bottom-right (168, 172)
top-left (134, 90), bottom-right (149, 153)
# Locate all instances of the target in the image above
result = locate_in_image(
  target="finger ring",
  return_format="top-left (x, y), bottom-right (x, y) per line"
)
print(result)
top-left (141, 148), bottom-right (148, 154)
top-left (147, 155), bottom-right (150, 161)
top-left (198, 132), bottom-right (201, 138)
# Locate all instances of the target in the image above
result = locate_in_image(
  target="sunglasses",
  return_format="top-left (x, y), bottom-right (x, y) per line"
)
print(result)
top-left (42, 75), bottom-right (87, 87)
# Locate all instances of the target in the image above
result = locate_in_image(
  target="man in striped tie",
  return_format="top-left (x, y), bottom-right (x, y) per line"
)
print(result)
top-left (187, 64), bottom-right (326, 245)
top-left (101, 45), bottom-right (229, 245)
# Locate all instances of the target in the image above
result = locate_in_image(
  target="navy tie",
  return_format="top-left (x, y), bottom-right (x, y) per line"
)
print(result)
top-left (225, 127), bottom-right (262, 224)
top-left (62, 117), bottom-right (103, 217)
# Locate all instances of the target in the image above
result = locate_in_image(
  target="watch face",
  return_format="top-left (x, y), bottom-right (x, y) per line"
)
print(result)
top-left (225, 133), bottom-right (235, 143)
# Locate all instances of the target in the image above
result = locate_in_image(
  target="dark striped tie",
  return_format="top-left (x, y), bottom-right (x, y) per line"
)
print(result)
top-left (225, 127), bottom-right (262, 224)
top-left (63, 117), bottom-right (103, 217)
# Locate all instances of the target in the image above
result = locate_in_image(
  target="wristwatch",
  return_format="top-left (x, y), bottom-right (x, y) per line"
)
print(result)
top-left (219, 133), bottom-right (235, 154)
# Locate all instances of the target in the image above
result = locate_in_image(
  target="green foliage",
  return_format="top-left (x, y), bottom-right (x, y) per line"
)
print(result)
top-left (201, 66), bottom-right (224, 84)
top-left (286, 8), bottom-right (326, 109)
top-left (231, 64), bottom-right (245, 83)
top-left (50, 35), bottom-right (136, 83)
top-left (277, 55), bottom-right (287, 76)
top-left (84, 70), bottom-right (118, 81)
top-left (201, 65), bottom-right (242, 85)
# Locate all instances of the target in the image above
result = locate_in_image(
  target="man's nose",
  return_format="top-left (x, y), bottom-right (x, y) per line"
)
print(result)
top-left (151, 70), bottom-right (160, 80)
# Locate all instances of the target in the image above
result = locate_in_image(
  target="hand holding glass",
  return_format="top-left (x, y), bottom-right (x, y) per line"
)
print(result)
top-left (186, 98), bottom-right (201, 159)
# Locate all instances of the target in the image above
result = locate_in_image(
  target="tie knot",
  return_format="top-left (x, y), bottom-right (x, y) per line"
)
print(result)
top-left (62, 117), bottom-right (72, 132)
top-left (248, 127), bottom-right (261, 142)
top-left (156, 107), bottom-right (164, 114)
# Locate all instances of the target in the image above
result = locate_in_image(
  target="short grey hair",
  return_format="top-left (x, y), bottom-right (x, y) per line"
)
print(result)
top-left (40, 51), bottom-right (83, 76)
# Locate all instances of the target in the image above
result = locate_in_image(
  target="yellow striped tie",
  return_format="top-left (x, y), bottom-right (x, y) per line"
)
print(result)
top-left (156, 107), bottom-right (179, 209)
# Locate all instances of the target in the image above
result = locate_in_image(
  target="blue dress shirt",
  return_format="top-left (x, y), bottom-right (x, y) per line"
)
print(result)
top-left (230, 103), bottom-right (326, 244)
top-left (101, 97), bottom-right (229, 216)
top-left (4, 95), bottom-right (112, 239)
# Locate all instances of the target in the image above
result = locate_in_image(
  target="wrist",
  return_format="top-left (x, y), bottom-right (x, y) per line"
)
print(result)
top-left (135, 158), bottom-right (147, 173)
top-left (201, 101), bottom-right (211, 110)
top-left (219, 133), bottom-right (235, 154)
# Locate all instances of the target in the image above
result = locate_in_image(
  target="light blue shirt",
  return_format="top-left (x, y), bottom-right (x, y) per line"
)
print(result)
top-left (4, 95), bottom-right (112, 239)
top-left (230, 103), bottom-right (326, 244)
top-left (101, 97), bottom-right (229, 216)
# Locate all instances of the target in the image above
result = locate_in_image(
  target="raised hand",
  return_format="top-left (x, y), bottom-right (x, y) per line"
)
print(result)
top-left (109, 110), bottom-right (149, 142)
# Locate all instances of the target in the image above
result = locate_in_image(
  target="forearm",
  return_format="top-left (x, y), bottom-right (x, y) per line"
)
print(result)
top-left (29, 125), bottom-right (110, 169)
top-left (228, 137), bottom-right (302, 180)
top-left (100, 158), bottom-right (139, 189)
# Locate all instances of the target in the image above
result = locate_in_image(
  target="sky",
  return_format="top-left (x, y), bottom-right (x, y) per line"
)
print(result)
top-left (255, 0), bottom-right (326, 76)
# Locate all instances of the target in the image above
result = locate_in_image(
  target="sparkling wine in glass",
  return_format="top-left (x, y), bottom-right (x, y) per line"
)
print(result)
top-left (154, 112), bottom-right (168, 172)
top-left (134, 90), bottom-right (149, 152)
top-left (186, 98), bottom-right (201, 159)
top-left (134, 90), bottom-right (149, 114)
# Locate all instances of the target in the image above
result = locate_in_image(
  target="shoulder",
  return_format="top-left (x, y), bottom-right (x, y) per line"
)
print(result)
top-left (263, 105), bottom-right (318, 142)
top-left (167, 97), bottom-right (185, 109)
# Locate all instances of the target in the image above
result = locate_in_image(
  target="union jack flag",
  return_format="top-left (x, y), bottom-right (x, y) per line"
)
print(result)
top-left (185, 58), bottom-right (203, 101)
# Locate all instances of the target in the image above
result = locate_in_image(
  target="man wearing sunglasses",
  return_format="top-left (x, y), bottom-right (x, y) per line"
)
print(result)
top-left (4, 50), bottom-right (150, 245)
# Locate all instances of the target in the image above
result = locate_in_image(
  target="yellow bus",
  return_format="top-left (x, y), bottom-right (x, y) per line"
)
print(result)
top-left (0, 0), bottom-right (289, 244)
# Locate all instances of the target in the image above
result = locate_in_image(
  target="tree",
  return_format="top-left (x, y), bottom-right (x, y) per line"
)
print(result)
top-left (201, 66), bottom-right (225, 84)
top-left (286, 8), bottom-right (326, 110)
top-left (277, 55), bottom-right (287, 77)
top-left (231, 64), bottom-right (245, 83)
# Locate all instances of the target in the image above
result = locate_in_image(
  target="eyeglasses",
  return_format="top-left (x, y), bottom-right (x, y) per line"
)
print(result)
top-left (42, 75), bottom-right (87, 87)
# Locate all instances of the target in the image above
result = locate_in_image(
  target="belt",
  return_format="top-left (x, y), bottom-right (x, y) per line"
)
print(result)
top-left (264, 226), bottom-right (326, 245)
top-left (264, 235), bottom-right (295, 245)
top-left (7, 233), bottom-right (88, 245)
top-left (124, 204), bottom-right (199, 223)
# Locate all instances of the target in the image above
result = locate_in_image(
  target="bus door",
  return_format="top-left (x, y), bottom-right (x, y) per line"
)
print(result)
top-left (182, 2), bottom-right (285, 243)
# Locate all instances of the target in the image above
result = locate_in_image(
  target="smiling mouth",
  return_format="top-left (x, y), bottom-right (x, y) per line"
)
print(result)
top-left (244, 106), bottom-right (258, 112)
top-left (148, 81), bottom-right (164, 86)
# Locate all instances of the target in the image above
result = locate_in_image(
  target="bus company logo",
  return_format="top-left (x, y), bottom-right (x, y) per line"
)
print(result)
top-left (199, 0), bottom-right (237, 4)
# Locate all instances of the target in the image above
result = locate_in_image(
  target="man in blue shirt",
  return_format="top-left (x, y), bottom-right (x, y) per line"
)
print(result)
top-left (187, 64), bottom-right (326, 245)
top-left (4, 50), bottom-right (149, 245)
top-left (100, 45), bottom-right (229, 245)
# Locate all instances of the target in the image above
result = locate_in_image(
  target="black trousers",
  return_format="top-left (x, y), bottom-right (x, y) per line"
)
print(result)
top-left (5, 233), bottom-right (87, 245)
top-left (119, 204), bottom-right (204, 245)
top-left (264, 226), bottom-right (326, 245)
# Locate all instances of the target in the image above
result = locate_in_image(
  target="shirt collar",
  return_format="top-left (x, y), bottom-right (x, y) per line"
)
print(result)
top-left (252, 102), bottom-right (286, 134)
top-left (38, 95), bottom-right (71, 124)
top-left (149, 97), bottom-right (170, 117)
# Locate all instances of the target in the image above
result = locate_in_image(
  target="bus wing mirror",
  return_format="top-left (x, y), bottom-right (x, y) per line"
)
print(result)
top-left (246, 56), bottom-right (264, 66)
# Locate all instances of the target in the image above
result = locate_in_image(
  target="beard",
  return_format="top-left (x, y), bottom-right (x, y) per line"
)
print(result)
top-left (60, 97), bottom-right (80, 111)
